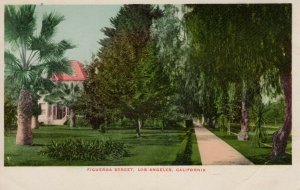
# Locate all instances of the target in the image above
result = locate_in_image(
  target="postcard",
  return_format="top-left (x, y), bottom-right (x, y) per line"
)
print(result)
top-left (1, 0), bottom-right (299, 189)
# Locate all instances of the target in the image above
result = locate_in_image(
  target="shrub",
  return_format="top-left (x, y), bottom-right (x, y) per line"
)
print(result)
top-left (174, 129), bottom-right (193, 165)
top-left (63, 116), bottom-right (91, 127)
top-left (41, 138), bottom-right (128, 161)
top-left (76, 116), bottom-right (92, 128)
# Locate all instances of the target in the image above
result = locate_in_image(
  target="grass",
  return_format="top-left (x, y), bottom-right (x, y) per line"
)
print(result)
top-left (208, 124), bottom-right (292, 165)
top-left (4, 125), bottom-right (202, 166)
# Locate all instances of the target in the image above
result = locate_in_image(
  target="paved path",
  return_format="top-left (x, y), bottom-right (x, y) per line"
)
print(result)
top-left (194, 125), bottom-right (254, 165)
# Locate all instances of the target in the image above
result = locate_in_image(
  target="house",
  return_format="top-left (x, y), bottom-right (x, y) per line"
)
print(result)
top-left (38, 61), bottom-right (87, 125)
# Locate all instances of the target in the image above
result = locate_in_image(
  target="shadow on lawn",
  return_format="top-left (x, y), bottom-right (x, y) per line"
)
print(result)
top-left (32, 143), bottom-right (47, 147)
top-left (121, 135), bottom-right (185, 146)
top-left (249, 154), bottom-right (292, 165)
top-left (33, 133), bottom-right (91, 139)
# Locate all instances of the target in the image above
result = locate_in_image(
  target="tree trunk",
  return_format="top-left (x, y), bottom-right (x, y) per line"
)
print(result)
top-left (31, 115), bottom-right (39, 129)
top-left (208, 117), bottom-right (213, 128)
top-left (69, 108), bottom-right (76, 128)
top-left (238, 98), bottom-right (249, 141)
top-left (90, 116), bottom-right (101, 129)
top-left (227, 120), bottom-right (231, 135)
top-left (222, 116), bottom-right (225, 129)
top-left (136, 118), bottom-right (142, 137)
top-left (272, 73), bottom-right (292, 158)
top-left (215, 116), bottom-right (219, 129)
top-left (100, 116), bottom-right (107, 133)
top-left (16, 89), bottom-right (33, 145)
top-left (100, 125), bottom-right (106, 133)
top-left (161, 120), bottom-right (165, 132)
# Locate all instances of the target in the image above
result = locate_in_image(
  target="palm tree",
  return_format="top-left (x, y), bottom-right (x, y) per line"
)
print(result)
top-left (45, 83), bottom-right (82, 128)
top-left (4, 5), bottom-right (74, 145)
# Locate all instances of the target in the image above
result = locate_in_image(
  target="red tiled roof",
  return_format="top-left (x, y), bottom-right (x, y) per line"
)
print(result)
top-left (50, 61), bottom-right (87, 81)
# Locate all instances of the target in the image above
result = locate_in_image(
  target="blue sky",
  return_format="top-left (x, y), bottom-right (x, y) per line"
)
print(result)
top-left (35, 5), bottom-right (122, 64)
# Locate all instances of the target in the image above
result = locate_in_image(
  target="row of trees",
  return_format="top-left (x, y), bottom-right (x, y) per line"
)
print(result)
top-left (183, 4), bottom-right (291, 158)
top-left (80, 4), bottom-right (291, 159)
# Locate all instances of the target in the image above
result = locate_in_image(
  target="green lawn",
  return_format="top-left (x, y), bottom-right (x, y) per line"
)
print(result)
top-left (4, 126), bottom-right (201, 166)
top-left (208, 124), bottom-right (292, 165)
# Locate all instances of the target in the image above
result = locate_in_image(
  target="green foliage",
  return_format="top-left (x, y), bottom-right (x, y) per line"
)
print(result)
top-left (251, 96), bottom-right (267, 147)
top-left (41, 138), bottom-right (128, 161)
top-left (76, 116), bottom-right (92, 128)
top-left (4, 93), bottom-right (17, 134)
top-left (184, 5), bottom-right (291, 150)
top-left (63, 116), bottom-right (92, 128)
top-left (82, 5), bottom-right (165, 135)
top-left (45, 83), bottom-right (82, 128)
top-left (5, 5), bottom-right (74, 91)
top-left (5, 5), bottom-right (36, 43)
top-left (45, 83), bottom-right (81, 109)
top-left (78, 62), bottom-right (106, 129)
top-left (263, 97), bottom-right (285, 124)
top-left (152, 5), bottom-right (201, 120)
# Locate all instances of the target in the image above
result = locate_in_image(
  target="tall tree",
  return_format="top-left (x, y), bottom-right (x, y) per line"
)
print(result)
top-left (78, 62), bottom-right (106, 130)
top-left (85, 5), bottom-right (162, 137)
top-left (261, 5), bottom-right (291, 158)
top-left (152, 5), bottom-right (202, 126)
top-left (5, 5), bottom-right (74, 145)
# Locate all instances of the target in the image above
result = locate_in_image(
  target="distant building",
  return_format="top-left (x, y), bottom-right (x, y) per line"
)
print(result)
top-left (38, 61), bottom-right (87, 125)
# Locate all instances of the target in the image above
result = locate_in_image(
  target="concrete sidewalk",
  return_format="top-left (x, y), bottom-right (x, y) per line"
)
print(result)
top-left (194, 125), bottom-right (254, 165)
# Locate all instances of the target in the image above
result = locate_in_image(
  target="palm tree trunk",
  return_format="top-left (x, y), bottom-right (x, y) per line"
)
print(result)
top-left (69, 108), bottom-right (76, 128)
top-left (31, 115), bottom-right (39, 129)
top-left (272, 73), bottom-right (292, 158)
top-left (16, 89), bottom-right (33, 145)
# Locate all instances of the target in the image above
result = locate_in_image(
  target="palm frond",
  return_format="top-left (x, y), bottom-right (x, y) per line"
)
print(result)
top-left (56, 40), bottom-right (76, 55)
top-left (43, 58), bottom-right (73, 78)
top-left (5, 5), bottom-right (36, 43)
top-left (5, 5), bottom-right (75, 103)
top-left (38, 39), bottom-right (75, 62)
top-left (5, 51), bottom-right (42, 90)
top-left (16, 68), bottom-right (38, 89)
top-left (40, 12), bottom-right (65, 40)
top-left (30, 76), bottom-right (56, 95)
top-left (5, 50), bottom-right (22, 79)
top-left (45, 83), bottom-right (82, 108)
top-left (44, 91), bottom-right (63, 104)
top-left (30, 36), bottom-right (43, 51)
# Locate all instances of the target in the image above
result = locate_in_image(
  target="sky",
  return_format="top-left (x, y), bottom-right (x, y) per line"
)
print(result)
top-left (35, 5), bottom-right (122, 64)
